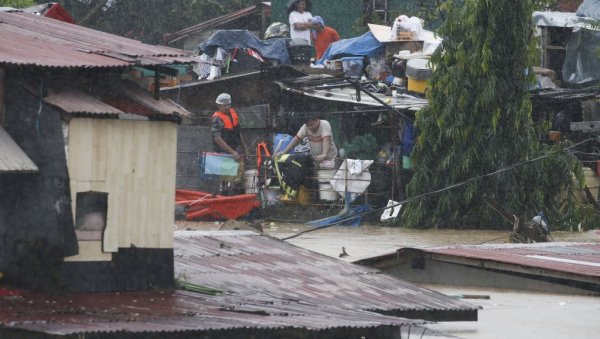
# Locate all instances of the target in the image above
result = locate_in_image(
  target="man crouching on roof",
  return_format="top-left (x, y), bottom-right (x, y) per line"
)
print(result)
top-left (275, 114), bottom-right (337, 168)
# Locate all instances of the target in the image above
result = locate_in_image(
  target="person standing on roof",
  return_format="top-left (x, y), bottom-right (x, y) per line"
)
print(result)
top-left (212, 93), bottom-right (247, 162)
top-left (312, 16), bottom-right (340, 60)
top-left (288, 0), bottom-right (313, 44)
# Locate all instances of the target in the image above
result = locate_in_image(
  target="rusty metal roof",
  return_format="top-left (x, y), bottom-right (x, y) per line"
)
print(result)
top-left (164, 2), bottom-right (272, 44)
top-left (0, 10), bottom-right (193, 68)
top-left (420, 242), bottom-right (600, 280)
top-left (0, 289), bottom-right (425, 336)
top-left (0, 231), bottom-right (480, 336)
top-left (43, 81), bottom-right (191, 119)
top-left (0, 126), bottom-right (38, 173)
top-left (363, 242), bottom-right (600, 288)
top-left (174, 231), bottom-right (478, 321)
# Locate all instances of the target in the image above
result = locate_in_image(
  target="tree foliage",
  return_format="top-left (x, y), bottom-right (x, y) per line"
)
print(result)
top-left (51, 0), bottom-right (258, 45)
top-left (402, 0), bottom-right (586, 230)
top-left (0, 0), bottom-right (34, 7)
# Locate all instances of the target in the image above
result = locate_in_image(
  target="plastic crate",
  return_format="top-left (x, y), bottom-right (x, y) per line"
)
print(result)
top-left (288, 45), bottom-right (314, 65)
top-left (199, 152), bottom-right (240, 181)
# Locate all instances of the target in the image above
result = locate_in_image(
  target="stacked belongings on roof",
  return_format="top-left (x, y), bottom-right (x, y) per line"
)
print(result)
top-left (193, 30), bottom-right (292, 80)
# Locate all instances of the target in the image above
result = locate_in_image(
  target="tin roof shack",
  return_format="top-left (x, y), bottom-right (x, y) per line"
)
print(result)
top-left (533, 2), bottom-right (600, 86)
top-left (0, 9), bottom-right (194, 293)
top-left (164, 2), bottom-right (272, 51)
top-left (356, 243), bottom-right (600, 295)
top-left (0, 231), bottom-right (482, 338)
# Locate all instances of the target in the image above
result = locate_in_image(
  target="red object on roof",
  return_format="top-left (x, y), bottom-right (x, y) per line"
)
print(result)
top-left (176, 189), bottom-right (260, 220)
top-left (44, 3), bottom-right (75, 24)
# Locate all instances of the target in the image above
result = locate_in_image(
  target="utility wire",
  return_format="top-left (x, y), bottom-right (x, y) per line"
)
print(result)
top-left (281, 138), bottom-right (593, 241)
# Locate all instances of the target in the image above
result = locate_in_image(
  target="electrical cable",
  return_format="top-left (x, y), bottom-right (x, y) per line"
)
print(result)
top-left (281, 138), bottom-right (594, 241)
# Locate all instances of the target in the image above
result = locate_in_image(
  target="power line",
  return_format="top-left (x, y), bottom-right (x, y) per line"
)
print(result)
top-left (281, 138), bottom-right (593, 240)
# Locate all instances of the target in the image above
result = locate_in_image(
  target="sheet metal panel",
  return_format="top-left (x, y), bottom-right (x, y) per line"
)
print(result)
top-left (0, 126), bottom-right (39, 173)
top-left (0, 11), bottom-right (193, 68)
top-left (417, 242), bottom-right (600, 279)
top-left (1, 231), bottom-right (482, 336)
top-left (278, 81), bottom-right (429, 111)
top-left (43, 84), bottom-right (191, 118)
top-left (0, 289), bottom-right (422, 335)
top-left (173, 231), bottom-right (478, 316)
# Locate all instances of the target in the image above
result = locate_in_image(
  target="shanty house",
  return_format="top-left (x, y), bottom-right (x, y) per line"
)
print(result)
top-left (0, 9), bottom-right (193, 292)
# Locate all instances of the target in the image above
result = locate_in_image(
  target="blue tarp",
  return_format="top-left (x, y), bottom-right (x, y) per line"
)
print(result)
top-left (316, 32), bottom-right (385, 65)
top-left (199, 30), bottom-right (290, 64)
top-left (577, 0), bottom-right (600, 19)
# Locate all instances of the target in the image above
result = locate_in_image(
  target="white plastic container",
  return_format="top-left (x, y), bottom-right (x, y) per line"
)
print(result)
top-left (244, 169), bottom-right (259, 194)
top-left (316, 168), bottom-right (337, 201)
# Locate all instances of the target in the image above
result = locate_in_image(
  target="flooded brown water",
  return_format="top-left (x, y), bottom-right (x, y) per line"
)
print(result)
top-left (176, 221), bottom-right (600, 339)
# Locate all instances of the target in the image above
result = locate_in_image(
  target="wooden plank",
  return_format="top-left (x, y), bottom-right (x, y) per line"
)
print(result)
top-left (0, 126), bottom-right (39, 172)
top-left (570, 121), bottom-right (600, 132)
top-left (64, 241), bottom-right (112, 262)
top-left (68, 118), bottom-right (176, 252)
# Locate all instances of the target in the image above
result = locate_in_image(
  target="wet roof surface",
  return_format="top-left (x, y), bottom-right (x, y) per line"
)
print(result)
top-left (173, 231), bottom-right (478, 318)
top-left (43, 82), bottom-right (192, 118)
top-left (0, 10), bottom-right (192, 68)
top-left (0, 289), bottom-right (422, 336)
top-left (0, 231), bottom-right (479, 336)
top-left (418, 242), bottom-right (600, 278)
top-left (357, 242), bottom-right (600, 288)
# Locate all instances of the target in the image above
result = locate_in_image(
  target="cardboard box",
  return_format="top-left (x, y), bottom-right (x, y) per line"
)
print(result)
top-left (368, 23), bottom-right (423, 56)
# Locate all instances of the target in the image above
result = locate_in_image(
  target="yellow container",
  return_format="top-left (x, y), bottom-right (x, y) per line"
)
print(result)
top-left (296, 185), bottom-right (311, 205)
top-left (407, 77), bottom-right (427, 94)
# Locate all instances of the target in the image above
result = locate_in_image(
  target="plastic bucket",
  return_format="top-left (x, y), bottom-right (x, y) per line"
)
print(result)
top-left (244, 169), bottom-right (259, 194)
top-left (273, 134), bottom-right (295, 155)
top-left (316, 169), bottom-right (338, 201)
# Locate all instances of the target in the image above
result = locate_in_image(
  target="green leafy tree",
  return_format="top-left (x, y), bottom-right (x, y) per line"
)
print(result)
top-left (0, 0), bottom-right (34, 7)
top-left (403, 0), bottom-right (586, 229)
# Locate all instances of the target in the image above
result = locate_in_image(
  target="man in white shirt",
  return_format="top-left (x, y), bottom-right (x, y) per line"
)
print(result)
top-left (288, 0), bottom-right (313, 44)
top-left (276, 115), bottom-right (338, 167)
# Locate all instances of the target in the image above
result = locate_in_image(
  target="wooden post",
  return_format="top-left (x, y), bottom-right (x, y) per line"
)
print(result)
top-left (0, 68), bottom-right (4, 126)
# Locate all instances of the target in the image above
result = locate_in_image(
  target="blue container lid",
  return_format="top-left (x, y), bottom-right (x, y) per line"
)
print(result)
top-left (340, 56), bottom-right (363, 61)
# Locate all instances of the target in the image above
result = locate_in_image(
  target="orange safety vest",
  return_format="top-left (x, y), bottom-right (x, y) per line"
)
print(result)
top-left (212, 108), bottom-right (241, 151)
top-left (212, 108), bottom-right (239, 130)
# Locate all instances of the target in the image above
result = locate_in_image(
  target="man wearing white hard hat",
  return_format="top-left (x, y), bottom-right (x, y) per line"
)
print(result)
top-left (211, 93), bottom-right (246, 162)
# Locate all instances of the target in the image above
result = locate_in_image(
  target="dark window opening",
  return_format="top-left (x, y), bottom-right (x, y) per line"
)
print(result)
top-left (75, 191), bottom-right (108, 241)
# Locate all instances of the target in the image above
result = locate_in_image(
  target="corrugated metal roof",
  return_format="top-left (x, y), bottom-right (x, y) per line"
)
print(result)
top-left (0, 289), bottom-right (423, 336)
top-left (42, 81), bottom-right (191, 119)
top-left (43, 89), bottom-right (124, 115)
top-left (0, 10), bottom-right (193, 68)
top-left (360, 242), bottom-right (600, 288)
top-left (173, 231), bottom-right (478, 321)
top-left (421, 242), bottom-right (600, 281)
top-left (1, 230), bottom-right (449, 336)
top-left (277, 80), bottom-right (429, 111)
top-left (0, 126), bottom-right (38, 173)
